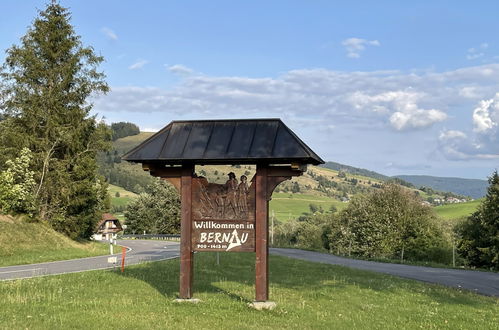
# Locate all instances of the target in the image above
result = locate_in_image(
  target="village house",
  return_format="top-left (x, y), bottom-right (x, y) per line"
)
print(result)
top-left (93, 213), bottom-right (123, 241)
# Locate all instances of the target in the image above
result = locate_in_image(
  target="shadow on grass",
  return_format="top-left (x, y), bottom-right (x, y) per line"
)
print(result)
top-left (115, 252), bottom-right (491, 307)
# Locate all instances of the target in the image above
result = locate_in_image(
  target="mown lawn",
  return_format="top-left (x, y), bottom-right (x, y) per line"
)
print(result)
top-left (434, 199), bottom-right (481, 220)
top-left (1, 253), bottom-right (497, 329)
top-left (269, 193), bottom-right (347, 221)
top-left (0, 215), bottom-right (110, 267)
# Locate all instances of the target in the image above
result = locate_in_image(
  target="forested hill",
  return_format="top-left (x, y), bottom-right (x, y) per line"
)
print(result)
top-left (394, 175), bottom-right (488, 199)
top-left (320, 161), bottom-right (488, 199)
top-left (320, 161), bottom-right (390, 181)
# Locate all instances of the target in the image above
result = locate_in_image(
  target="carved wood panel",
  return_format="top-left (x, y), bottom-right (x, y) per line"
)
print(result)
top-left (191, 174), bottom-right (256, 252)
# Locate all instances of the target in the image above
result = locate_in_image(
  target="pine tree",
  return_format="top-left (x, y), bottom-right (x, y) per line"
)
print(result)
top-left (0, 2), bottom-right (110, 238)
top-left (457, 171), bottom-right (499, 270)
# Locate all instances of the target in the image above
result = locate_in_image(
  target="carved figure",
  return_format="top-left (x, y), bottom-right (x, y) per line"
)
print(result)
top-left (194, 172), bottom-right (254, 220)
top-left (225, 172), bottom-right (239, 218)
top-left (237, 175), bottom-right (249, 215)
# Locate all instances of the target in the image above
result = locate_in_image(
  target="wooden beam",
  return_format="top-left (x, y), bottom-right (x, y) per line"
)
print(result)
top-left (255, 165), bottom-right (269, 301)
top-left (267, 176), bottom-right (291, 200)
top-left (163, 177), bottom-right (181, 192)
top-left (179, 165), bottom-right (194, 299)
top-left (149, 165), bottom-right (183, 178)
top-left (267, 166), bottom-right (304, 177)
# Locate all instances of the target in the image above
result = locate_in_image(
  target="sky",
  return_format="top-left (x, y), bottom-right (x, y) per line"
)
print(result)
top-left (1, 0), bottom-right (499, 180)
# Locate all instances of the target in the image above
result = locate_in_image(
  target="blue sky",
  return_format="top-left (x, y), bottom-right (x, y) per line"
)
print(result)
top-left (1, 1), bottom-right (499, 179)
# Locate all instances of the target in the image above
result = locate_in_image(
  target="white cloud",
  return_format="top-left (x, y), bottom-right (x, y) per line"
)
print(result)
top-left (167, 64), bottom-right (194, 75)
top-left (101, 27), bottom-right (118, 41)
top-left (342, 38), bottom-right (380, 58)
top-left (93, 63), bottom-right (499, 160)
top-left (389, 109), bottom-right (447, 131)
top-left (439, 130), bottom-right (467, 141)
top-left (438, 95), bottom-right (499, 160)
top-left (346, 90), bottom-right (447, 130)
top-left (467, 43), bottom-right (489, 60)
top-left (128, 59), bottom-right (148, 70)
top-left (473, 96), bottom-right (498, 132)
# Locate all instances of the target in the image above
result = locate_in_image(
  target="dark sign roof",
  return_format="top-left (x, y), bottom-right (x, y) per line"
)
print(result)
top-left (123, 119), bottom-right (324, 165)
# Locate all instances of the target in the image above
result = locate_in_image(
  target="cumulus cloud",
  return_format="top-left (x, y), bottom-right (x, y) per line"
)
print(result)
top-left (167, 64), bottom-right (194, 75)
top-left (473, 96), bottom-right (499, 132)
top-left (389, 109), bottom-right (447, 131)
top-left (438, 95), bottom-right (499, 160)
top-left (128, 59), bottom-right (148, 70)
top-left (342, 38), bottom-right (380, 58)
top-left (101, 27), bottom-right (118, 41)
top-left (346, 90), bottom-right (447, 130)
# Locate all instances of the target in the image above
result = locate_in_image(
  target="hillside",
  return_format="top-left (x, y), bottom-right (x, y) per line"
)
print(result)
top-left (321, 161), bottom-right (390, 181)
top-left (434, 199), bottom-right (482, 220)
top-left (102, 132), bottom-right (470, 210)
top-left (101, 131), bottom-right (481, 224)
top-left (0, 215), bottom-right (110, 267)
top-left (395, 175), bottom-right (488, 199)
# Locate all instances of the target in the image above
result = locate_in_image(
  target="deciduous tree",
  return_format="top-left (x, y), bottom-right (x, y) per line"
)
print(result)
top-left (125, 180), bottom-right (180, 234)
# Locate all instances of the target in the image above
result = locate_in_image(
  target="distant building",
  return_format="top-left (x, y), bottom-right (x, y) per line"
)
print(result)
top-left (93, 213), bottom-right (123, 241)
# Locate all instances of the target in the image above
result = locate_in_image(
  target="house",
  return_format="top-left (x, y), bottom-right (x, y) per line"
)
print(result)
top-left (93, 213), bottom-right (123, 241)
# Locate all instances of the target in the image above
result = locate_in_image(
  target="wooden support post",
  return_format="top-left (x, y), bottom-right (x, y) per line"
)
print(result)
top-left (255, 165), bottom-right (269, 301)
top-left (179, 165), bottom-right (194, 299)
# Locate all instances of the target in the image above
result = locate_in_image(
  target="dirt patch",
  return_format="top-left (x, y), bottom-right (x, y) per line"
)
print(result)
top-left (0, 214), bottom-right (15, 223)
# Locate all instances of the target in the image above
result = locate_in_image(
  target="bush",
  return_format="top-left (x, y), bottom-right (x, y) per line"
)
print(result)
top-left (329, 184), bottom-right (450, 263)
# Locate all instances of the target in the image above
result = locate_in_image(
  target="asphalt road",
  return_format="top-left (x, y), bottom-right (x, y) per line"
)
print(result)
top-left (271, 248), bottom-right (499, 297)
top-left (1, 241), bottom-right (498, 298)
top-left (0, 240), bottom-right (180, 281)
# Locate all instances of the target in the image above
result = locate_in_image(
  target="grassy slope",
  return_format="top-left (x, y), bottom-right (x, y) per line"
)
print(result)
top-left (0, 215), bottom-right (110, 267)
top-left (109, 184), bottom-right (138, 207)
top-left (270, 192), bottom-right (347, 221)
top-left (434, 200), bottom-right (482, 220)
top-left (108, 184), bottom-right (138, 221)
top-left (0, 253), bottom-right (497, 329)
top-left (113, 132), bottom-right (155, 155)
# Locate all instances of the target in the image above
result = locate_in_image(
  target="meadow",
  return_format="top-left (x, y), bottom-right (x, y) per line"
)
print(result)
top-left (269, 192), bottom-right (346, 221)
top-left (434, 200), bottom-right (482, 220)
top-left (0, 252), bottom-right (497, 329)
top-left (108, 184), bottom-right (138, 221)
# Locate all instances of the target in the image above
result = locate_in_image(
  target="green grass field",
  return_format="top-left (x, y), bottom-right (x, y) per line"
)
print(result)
top-left (0, 252), bottom-right (497, 329)
top-left (269, 193), bottom-right (347, 221)
top-left (113, 132), bottom-right (155, 155)
top-left (434, 200), bottom-right (482, 220)
top-left (0, 215), bottom-right (110, 267)
top-left (108, 184), bottom-right (138, 221)
top-left (109, 184), bottom-right (137, 207)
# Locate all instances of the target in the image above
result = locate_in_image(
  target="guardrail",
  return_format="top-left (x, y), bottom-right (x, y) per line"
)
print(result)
top-left (118, 234), bottom-right (181, 241)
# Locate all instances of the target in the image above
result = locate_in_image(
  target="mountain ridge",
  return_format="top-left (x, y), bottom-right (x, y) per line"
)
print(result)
top-left (394, 175), bottom-right (488, 199)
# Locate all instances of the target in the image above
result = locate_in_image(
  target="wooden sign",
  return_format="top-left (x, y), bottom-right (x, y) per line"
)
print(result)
top-left (191, 174), bottom-right (255, 252)
top-left (125, 119), bottom-right (323, 304)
